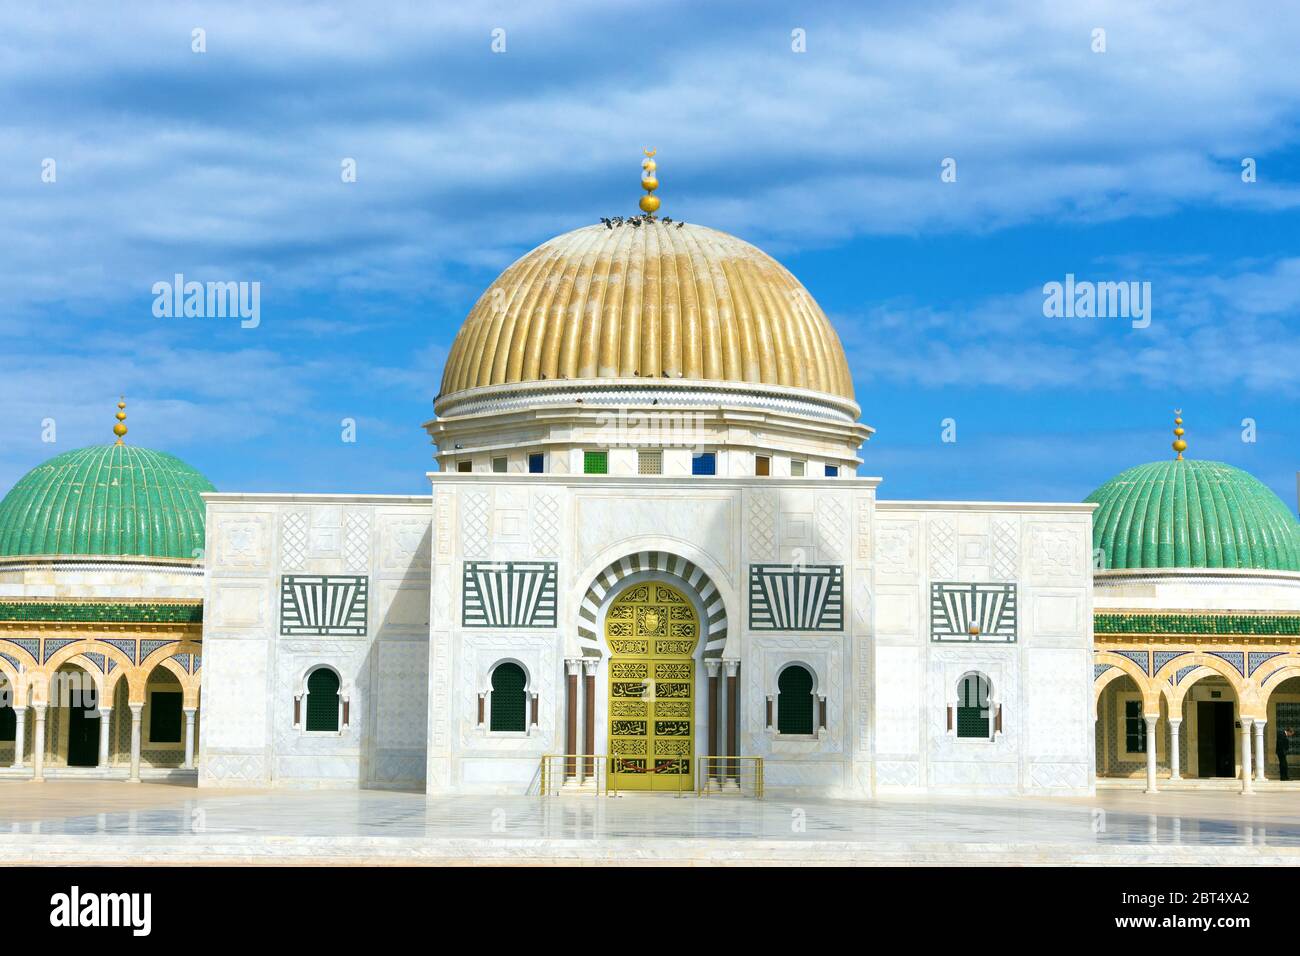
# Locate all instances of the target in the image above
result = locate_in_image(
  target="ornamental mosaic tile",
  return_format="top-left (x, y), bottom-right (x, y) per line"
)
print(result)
top-left (280, 575), bottom-right (369, 637)
top-left (1113, 649), bottom-right (1150, 674)
top-left (1094, 664), bottom-right (1116, 681)
top-left (102, 638), bottom-right (139, 664)
top-left (749, 564), bottom-right (843, 631)
top-left (929, 582), bottom-right (1017, 643)
top-left (1153, 651), bottom-right (1189, 675)
top-left (1249, 652), bottom-right (1285, 676)
top-left (141, 639), bottom-right (178, 662)
top-left (462, 561), bottom-right (557, 628)
top-left (7, 638), bottom-right (38, 660)
top-left (40, 638), bottom-right (77, 663)
top-left (1209, 651), bottom-right (1246, 677)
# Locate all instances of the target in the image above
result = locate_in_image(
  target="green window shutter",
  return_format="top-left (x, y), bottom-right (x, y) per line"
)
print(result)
top-left (0, 706), bottom-right (14, 742)
top-left (777, 666), bottom-right (815, 734)
top-left (956, 674), bottom-right (991, 739)
top-left (490, 663), bottom-right (527, 732)
top-left (584, 451), bottom-right (608, 475)
top-left (306, 668), bottom-right (341, 732)
top-left (148, 692), bottom-right (183, 743)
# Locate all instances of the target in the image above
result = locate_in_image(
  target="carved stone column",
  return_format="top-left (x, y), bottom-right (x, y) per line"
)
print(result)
top-left (11, 707), bottom-right (25, 769)
top-left (1143, 714), bottom-right (1158, 794)
top-left (127, 702), bottom-right (144, 783)
top-left (182, 708), bottom-right (197, 770)
top-left (564, 659), bottom-right (580, 781)
top-left (1168, 718), bottom-right (1181, 781)
top-left (1254, 719), bottom-right (1266, 782)
top-left (31, 704), bottom-right (47, 782)
top-left (705, 661), bottom-right (720, 784)
top-left (725, 660), bottom-right (740, 786)
top-left (1241, 718), bottom-right (1254, 795)
top-left (582, 658), bottom-right (597, 781)
top-left (98, 707), bottom-right (113, 768)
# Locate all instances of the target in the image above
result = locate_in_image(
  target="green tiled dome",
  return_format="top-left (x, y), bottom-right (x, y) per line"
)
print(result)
top-left (0, 444), bottom-right (215, 561)
top-left (1086, 459), bottom-right (1300, 572)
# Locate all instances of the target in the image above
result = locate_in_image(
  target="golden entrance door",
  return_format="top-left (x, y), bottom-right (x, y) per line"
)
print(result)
top-left (606, 581), bottom-right (698, 791)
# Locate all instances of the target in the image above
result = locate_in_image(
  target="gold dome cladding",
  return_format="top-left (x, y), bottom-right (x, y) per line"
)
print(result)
top-left (438, 221), bottom-right (854, 403)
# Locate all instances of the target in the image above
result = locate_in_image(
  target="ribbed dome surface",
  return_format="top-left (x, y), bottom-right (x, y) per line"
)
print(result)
top-left (1086, 459), bottom-right (1300, 571)
top-left (0, 444), bottom-right (215, 561)
top-left (438, 221), bottom-right (854, 402)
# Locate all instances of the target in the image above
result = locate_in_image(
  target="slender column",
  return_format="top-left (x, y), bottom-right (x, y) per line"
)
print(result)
top-left (1254, 719), bottom-right (1266, 782)
top-left (1168, 718), bottom-right (1182, 781)
top-left (11, 707), bottom-right (25, 769)
top-left (1143, 714), bottom-right (1158, 794)
top-left (725, 660), bottom-right (739, 786)
top-left (582, 659), bottom-right (596, 781)
top-left (98, 707), bottom-right (112, 768)
top-left (127, 702), bottom-right (143, 783)
top-left (182, 708), bottom-right (197, 770)
top-left (31, 704), bottom-right (47, 783)
top-left (705, 661), bottom-right (720, 784)
top-left (1241, 718), bottom-right (1254, 794)
top-left (564, 659), bottom-right (579, 781)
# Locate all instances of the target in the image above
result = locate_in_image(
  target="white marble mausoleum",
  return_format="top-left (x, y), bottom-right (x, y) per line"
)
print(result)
top-left (196, 161), bottom-right (1098, 797)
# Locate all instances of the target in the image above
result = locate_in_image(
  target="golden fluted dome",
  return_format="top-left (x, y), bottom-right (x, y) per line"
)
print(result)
top-left (438, 221), bottom-right (854, 405)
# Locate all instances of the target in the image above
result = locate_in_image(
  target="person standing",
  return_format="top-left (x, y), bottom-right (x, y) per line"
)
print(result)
top-left (1279, 726), bottom-right (1293, 781)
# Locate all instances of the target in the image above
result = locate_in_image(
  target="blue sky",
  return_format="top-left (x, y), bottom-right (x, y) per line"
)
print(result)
top-left (2, 0), bottom-right (1298, 507)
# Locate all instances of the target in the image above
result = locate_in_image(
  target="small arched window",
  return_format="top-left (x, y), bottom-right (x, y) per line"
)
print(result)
top-left (777, 665), bottom-right (815, 735)
top-left (490, 663), bottom-right (527, 733)
top-left (957, 673), bottom-right (992, 739)
top-left (305, 668), bottom-right (341, 732)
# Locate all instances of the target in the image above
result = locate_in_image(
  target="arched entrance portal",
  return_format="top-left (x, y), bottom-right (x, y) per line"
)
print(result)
top-left (606, 581), bottom-right (699, 791)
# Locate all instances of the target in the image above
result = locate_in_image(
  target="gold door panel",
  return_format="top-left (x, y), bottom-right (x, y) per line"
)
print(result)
top-left (606, 582), bottom-right (698, 791)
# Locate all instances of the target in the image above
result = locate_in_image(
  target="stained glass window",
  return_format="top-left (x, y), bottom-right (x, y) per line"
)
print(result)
top-left (692, 452), bottom-right (716, 476)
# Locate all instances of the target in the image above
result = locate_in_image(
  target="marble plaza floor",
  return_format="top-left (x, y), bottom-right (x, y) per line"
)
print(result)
top-left (2, 780), bottom-right (1300, 865)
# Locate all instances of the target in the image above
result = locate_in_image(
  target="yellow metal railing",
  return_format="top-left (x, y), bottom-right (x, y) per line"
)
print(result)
top-left (538, 754), bottom-right (763, 798)
top-left (538, 754), bottom-right (609, 796)
top-left (696, 756), bottom-right (764, 798)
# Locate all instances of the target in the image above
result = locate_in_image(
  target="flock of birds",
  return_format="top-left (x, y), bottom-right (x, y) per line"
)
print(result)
top-left (599, 215), bottom-right (686, 229)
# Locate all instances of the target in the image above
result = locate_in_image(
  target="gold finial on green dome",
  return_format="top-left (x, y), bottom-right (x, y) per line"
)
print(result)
top-left (1172, 409), bottom-right (1187, 460)
top-left (113, 397), bottom-right (128, 445)
top-left (639, 148), bottom-right (660, 215)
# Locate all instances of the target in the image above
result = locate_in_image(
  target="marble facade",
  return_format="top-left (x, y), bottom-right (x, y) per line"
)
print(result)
top-left (200, 480), bottom-right (1096, 797)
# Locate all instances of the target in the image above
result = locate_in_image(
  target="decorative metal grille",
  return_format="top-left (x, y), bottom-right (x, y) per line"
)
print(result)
top-left (490, 663), bottom-right (527, 732)
top-left (930, 582), bottom-right (1017, 643)
top-left (777, 666), bottom-right (815, 734)
top-left (749, 564), bottom-right (843, 631)
top-left (280, 575), bottom-right (368, 636)
top-left (462, 561), bottom-right (557, 628)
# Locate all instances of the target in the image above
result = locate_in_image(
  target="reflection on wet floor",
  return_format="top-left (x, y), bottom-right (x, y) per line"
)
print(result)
top-left (4, 784), bottom-right (1300, 848)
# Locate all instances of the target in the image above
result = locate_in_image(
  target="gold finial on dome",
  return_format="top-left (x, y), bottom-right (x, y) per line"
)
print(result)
top-left (113, 397), bottom-right (128, 445)
top-left (1172, 409), bottom-right (1187, 460)
top-left (639, 148), bottom-right (660, 215)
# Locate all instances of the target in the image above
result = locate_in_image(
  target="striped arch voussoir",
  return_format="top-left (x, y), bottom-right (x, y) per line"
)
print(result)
top-left (577, 550), bottom-right (728, 659)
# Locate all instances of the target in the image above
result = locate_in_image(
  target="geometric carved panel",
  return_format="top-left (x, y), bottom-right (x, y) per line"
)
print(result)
top-left (930, 582), bottom-right (1017, 643)
top-left (749, 564), bottom-right (843, 631)
top-left (462, 561), bottom-right (557, 628)
top-left (280, 575), bottom-right (369, 636)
